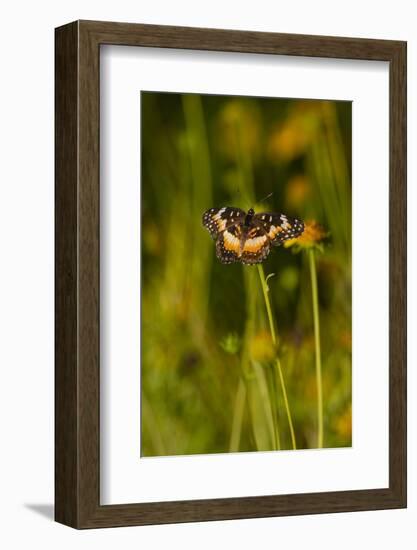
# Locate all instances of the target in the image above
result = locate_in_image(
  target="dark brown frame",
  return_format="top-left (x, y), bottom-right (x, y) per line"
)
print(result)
top-left (55, 20), bottom-right (407, 529)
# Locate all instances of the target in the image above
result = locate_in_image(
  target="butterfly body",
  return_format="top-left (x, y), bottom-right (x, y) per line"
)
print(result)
top-left (202, 206), bottom-right (304, 265)
top-left (244, 208), bottom-right (255, 227)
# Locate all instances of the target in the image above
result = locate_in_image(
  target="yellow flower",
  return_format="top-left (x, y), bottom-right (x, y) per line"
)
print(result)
top-left (268, 101), bottom-right (324, 162)
top-left (334, 405), bottom-right (352, 441)
top-left (285, 175), bottom-right (311, 209)
top-left (339, 329), bottom-right (352, 351)
top-left (284, 220), bottom-right (327, 250)
top-left (249, 330), bottom-right (276, 362)
top-left (268, 123), bottom-right (309, 161)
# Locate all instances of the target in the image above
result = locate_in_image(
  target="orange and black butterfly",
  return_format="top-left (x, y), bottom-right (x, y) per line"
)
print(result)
top-left (202, 207), bottom-right (304, 265)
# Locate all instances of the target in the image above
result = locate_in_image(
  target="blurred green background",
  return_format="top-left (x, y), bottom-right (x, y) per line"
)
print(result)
top-left (141, 91), bottom-right (352, 456)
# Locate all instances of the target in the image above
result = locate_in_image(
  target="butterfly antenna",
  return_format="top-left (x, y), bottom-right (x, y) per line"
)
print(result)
top-left (259, 191), bottom-right (274, 204)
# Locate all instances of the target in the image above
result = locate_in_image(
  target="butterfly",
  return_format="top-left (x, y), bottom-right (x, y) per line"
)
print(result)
top-left (202, 207), bottom-right (304, 265)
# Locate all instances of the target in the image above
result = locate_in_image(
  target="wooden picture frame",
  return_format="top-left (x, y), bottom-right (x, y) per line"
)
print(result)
top-left (55, 20), bottom-right (407, 528)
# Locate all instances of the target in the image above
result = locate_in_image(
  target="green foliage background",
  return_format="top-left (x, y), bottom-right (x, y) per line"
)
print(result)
top-left (141, 91), bottom-right (352, 456)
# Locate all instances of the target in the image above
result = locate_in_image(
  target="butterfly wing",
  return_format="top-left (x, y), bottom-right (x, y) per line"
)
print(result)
top-left (202, 207), bottom-right (246, 240)
top-left (240, 224), bottom-right (271, 264)
top-left (215, 224), bottom-right (243, 264)
top-left (253, 212), bottom-right (304, 245)
top-left (203, 207), bottom-right (303, 265)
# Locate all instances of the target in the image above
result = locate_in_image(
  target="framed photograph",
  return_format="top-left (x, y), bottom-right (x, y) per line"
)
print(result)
top-left (55, 20), bottom-right (406, 528)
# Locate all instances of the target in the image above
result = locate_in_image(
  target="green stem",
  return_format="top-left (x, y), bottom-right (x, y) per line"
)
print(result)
top-left (244, 269), bottom-right (278, 451)
top-left (268, 365), bottom-right (281, 451)
top-left (258, 267), bottom-right (277, 345)
top-left (274, 359), bottom-right (296, 451)
top-left (229, 378), bottom-right (246, 452)
top-left (182, 94), bottom-right (213, 333)
top-left (308, 248), bottom-right (324, 448)
top-left (257, 265), bottom-right (297, 450)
